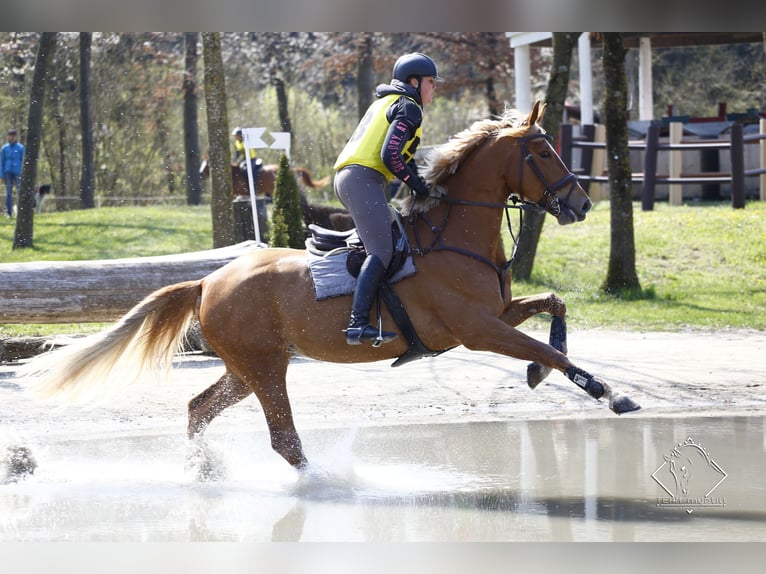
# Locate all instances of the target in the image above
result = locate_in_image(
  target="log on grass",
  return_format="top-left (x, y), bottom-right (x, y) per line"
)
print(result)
top-left (0, 241), bottom-right (262, 324)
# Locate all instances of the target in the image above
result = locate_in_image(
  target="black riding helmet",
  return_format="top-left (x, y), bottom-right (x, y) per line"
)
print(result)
top-left (392, 53), bottom-right (444, 85)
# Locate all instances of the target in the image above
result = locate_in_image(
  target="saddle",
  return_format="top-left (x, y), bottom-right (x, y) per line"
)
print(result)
top-left (306, 207), bottom-right (410, 279)
top-left (306, 208), bottom-right (448, 367)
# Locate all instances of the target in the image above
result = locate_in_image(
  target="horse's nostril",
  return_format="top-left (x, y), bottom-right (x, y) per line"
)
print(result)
top-left (583, 199), bottom-right (592, 213)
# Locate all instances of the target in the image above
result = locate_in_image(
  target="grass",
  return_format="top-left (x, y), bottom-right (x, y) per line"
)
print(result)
top-left (511, 200), bottom-right (766, 332)
top-left (1, 200), bottom-right (764, 337)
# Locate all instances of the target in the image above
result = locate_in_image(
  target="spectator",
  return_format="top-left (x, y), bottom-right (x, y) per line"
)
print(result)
top-left (0, 128), bottom-right (24, 218)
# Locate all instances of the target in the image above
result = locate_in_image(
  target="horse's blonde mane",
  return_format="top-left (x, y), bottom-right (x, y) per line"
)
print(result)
top-left (402, 108), bottom-right (539, 214)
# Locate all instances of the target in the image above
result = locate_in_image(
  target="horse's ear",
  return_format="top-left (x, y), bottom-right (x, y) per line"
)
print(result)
top-left (528, 100), bottom-right (547, 125)
top-left (537, 102), bottom-right (547, 123)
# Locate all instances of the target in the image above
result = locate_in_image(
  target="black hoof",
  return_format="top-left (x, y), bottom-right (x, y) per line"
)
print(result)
top-left (527, 362), bottom-right (552, 389)
top-left (610, 394), bottom-right (641, 415)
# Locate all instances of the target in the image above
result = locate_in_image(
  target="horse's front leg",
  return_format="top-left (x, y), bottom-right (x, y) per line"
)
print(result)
top-left (460, 310), bottom-right (640, 415)
top-left (499, 293), bottom-right (567, 389)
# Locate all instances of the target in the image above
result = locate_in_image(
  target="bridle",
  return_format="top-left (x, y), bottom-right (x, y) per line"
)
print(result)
top-left (517, 132), bottom-right (579, 217)
top-left (408, 130), bottom-right (581, 297)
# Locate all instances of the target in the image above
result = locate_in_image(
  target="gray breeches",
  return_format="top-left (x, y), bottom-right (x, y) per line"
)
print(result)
top-left (334, 165), bottom-right (393, 269)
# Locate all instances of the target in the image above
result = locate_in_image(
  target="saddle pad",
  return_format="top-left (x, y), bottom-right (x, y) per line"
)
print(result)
top-left (307, 248), bottom-right (417, 300)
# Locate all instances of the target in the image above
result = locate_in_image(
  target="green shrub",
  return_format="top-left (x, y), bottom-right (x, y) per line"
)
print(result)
top-left (270, 154), bottom-right (305, 248)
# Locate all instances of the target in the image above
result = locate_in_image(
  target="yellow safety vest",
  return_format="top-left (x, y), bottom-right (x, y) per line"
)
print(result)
top-left (334, 94), bottom-right (422, 181)
top-left (235, 139), bottom-right (257, 159)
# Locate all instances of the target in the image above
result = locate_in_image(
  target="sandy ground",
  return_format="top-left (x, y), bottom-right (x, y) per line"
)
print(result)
top-left (2, 328), bottom-right (765, 446)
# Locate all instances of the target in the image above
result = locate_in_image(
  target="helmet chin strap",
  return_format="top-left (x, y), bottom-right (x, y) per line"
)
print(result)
top-left (411, 77), bottom-right (423, 100)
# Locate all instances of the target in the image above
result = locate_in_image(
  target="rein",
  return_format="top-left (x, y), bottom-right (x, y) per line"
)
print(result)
top-left (408, 131), bottom-right (579, 297)
top-left (409, 196), bottom-right (531, 298)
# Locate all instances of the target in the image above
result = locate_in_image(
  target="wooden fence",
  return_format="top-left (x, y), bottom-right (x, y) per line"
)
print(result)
top-left (559, 119), bottom-right (766, 209)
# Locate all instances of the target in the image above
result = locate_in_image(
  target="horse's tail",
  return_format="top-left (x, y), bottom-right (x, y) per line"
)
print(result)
top-left (293, 168), bottom-right (331, 189)
top-left (17, 280), bottom-right (203, 403)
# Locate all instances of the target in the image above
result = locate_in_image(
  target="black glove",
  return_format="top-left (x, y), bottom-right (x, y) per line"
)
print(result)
top-left (408, 175), bottom-right (430, 198)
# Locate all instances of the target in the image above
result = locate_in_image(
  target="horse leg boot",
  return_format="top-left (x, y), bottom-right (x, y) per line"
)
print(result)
top-left (528, 315), bottom-right (567, 389)
top-left (345, 254), bottom-right (398, 346)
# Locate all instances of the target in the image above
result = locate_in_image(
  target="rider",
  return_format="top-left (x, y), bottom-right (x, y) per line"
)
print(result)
top-left (333, 52), bottom-right (442, 346)
top-left (231, 127), bottom-right (262, 183)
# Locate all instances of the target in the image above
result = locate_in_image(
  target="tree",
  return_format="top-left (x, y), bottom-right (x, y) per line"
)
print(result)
top-left (512, 32), bottom-right (579, 281)
top-left (601, 33), bottom-right (641, 294)
top-left (13, 32), bottom-right (57, 249)
top-left (202, 32), bottom-right (235, 248)
top-left (356, 33), bottom-right (375, 119)
top-left (79, 32), bottom-right (95, 209)
top-left (415, 32), bottom-right (517, 117)
top-left (270, 154), bottom-right (304, 249)
top-left (183, 32), bottom-right (202, 205)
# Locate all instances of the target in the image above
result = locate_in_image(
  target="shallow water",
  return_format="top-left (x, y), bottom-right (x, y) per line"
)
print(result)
top-left (1, 415), bottom-right (764, 541)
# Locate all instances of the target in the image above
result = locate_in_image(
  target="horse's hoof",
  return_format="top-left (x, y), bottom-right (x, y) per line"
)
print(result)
top-left (610, 394), bottom-right (641, 415)
top-left (526, 362), bottom-right (552, 389)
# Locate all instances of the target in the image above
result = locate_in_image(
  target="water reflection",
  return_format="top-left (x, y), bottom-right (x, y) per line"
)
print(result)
top-left (1, 416), bottom-right (764, 541)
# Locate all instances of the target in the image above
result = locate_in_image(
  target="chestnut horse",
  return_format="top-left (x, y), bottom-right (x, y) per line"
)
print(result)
top-left (199, 160), bottom-right (330, 198)
top-left (20, 102), bottom-right (640, 470)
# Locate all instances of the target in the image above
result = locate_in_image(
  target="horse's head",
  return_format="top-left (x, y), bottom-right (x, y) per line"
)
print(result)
top-left (508, 101), bottom-right (591, 225)
top-left (414, 101), bottom-right (590, 225)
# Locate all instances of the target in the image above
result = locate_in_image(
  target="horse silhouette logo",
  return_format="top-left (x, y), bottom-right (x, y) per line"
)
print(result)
top-left (652, 437), bottom-right (727, 513)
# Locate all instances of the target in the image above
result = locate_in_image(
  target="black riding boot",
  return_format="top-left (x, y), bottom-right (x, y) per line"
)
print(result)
top-left (345, 254), bottom-right (398, 346)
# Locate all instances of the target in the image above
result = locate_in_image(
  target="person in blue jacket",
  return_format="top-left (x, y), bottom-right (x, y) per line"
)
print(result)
top-left (0, 128), bottom-right (25, 218)
top-left (333, 53), bottom-right (443, 346)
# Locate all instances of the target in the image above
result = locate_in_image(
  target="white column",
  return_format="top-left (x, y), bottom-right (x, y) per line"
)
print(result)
top-left (578, 33), bottom-right (594, 125)
top-left (638, 36), bottom-right (654, 121)
top-left (514, 44), bottom-right (532, 113)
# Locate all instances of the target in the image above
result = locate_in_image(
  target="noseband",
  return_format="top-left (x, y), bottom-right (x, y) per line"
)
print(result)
top-left (517, 132), bottom-right (579, 217)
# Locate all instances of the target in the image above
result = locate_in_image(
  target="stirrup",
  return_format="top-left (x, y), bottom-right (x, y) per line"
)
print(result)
top-left (344, 324), bottom-right (398, 346)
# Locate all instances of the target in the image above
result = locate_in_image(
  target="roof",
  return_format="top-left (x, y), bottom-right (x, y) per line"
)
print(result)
top-left (507, 32), bottom-right (764, 49)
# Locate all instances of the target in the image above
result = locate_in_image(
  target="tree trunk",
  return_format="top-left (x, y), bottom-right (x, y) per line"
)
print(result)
top-left (601, 33), bottom-right (641, 294)
top-left (357, 33), bottom-right (374, 120)
top-left (274, 77), bottom-right (293, 134)
top-left (79, 32), bottom-right (95, 209)
top-left (51, 81), bottom-right (66, 198)
top-left (183, 32), bottom-right (202, 206)
top-left (485, 75), bottom-right (499, 118)
top-left (202, 32), bottom-right (235, 248)
top-left (512, 32), bottom-right (578, 281)
top-left (13, 32), bottom-right (57, 249)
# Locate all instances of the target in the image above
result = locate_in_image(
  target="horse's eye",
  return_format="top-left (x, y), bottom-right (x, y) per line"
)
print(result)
top-left (540, 150), bottom-right (551, 158)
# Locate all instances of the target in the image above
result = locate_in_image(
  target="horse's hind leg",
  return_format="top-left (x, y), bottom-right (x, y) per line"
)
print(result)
top-left (229, 351), bottom-right (308, 469)
top-left (500, 293), bottom-right (567, 389)
top-left (187, 371), bottom-right (252, 439)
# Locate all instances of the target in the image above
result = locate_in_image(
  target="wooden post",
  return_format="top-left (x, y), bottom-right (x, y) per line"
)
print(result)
top-left (579, 124), bottom-right (595, 194)
top-left (589, 124), bottom-right (606, 201)
top-left (760, 119), bottom-right (766, 201)
top-left (642, 124), bottom-right (659, 211)
top-left (559, 123), bottom-right (573, 170)
top-left (669, 121), bottom-right (683, 205)
top-left (730, 122), bottom-right (745, 209)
